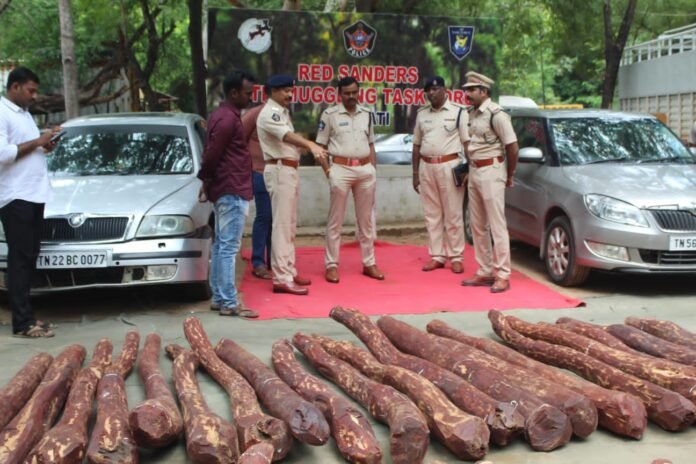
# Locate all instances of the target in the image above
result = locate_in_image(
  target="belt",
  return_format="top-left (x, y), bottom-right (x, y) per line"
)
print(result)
top-left (332, 155), bottom-right (371, 167)
top-left (420, 153), bottom-right (459, 164)
top-left (265, 159), bottom-right (299, 169)
top-left (471, 156), bottom-right (505, 168)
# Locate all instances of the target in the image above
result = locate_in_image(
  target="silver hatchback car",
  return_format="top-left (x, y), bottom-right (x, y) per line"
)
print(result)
top-left (0, 113), bottom-right (214, 299)
top-left (504, 109), bottom-right (696, 286)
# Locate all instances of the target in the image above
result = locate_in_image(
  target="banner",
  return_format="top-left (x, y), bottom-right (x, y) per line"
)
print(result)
top-left (208, 9), bottom-right (501, 134)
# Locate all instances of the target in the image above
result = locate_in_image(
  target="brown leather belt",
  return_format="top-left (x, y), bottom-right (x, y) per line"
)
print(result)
top-left (420, 153), bottom-right (459, 164)
top-left (265, 159), bottom-right (299, 169)
top-left (471, 156), bottom-right (505, 168)
top-left (332, 155), bottom-right (371, 167)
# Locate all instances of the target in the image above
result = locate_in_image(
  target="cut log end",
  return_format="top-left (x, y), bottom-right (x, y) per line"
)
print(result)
top-left (524, 404), bottom-right (573, 452)
top-left (129, 398), bottom-right (183, 448)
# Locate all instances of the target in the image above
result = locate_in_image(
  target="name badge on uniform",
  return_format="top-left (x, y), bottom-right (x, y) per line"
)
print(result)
top-left (271, 113), bottom-right (281, 122)
top-left (339, 121), bottom-right (350, 127)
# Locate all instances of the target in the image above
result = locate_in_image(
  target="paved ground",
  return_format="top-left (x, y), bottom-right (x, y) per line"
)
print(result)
top-left (1, 228), bottom-right (694, 463)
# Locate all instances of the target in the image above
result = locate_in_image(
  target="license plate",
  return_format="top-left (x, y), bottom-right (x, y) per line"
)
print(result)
top-left (669, 236), bottom-right (696, 251)
top-left (36, 251), bottom-right (108, 269)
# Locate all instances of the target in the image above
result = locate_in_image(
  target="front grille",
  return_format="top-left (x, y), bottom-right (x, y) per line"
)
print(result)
top-left (32, 268), bottom-right (125, 288)
top-left (639, 249), bottom-right (696, 265)
top-left (42, 217), bottom-right (129, 242)
top-left (650, 210), bottom-right (696, 232)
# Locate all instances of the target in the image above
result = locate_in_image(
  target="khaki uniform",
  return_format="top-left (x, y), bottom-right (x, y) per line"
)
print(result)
top-left (467, 98), bottom-right (517, 279)
top-left (257, 99), bottom-right (301, 285)
top-left (413, 98), bottom-right (469, 263)
top-left (316, 103), bottom-right (377, 268)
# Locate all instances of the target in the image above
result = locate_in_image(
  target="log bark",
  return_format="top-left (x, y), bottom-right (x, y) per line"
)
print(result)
top-left (0, 344), bottom-right (86, 464)
top-left (489, 310), bottom-right (696, 431)
top-left (428, 318), bottom-right (647, 439)
top-left (238, 442), bottom-right (274, 464)
top-left (215, 338), bottom-right (330, 446)
top-left (556, 317), bottom-right (640, 352)
top-left (87, 331), bottom-right (140, 464)
top-left (505, 315), bottom-right (696, 405)
top-left (377, 317), bottom-right (573, 452)
top-left (170, 347), bottom-right (240, 464)
top-left (183, 317), bottom-right (292, 460)
top-left (291, 333), bottom-right (429, 464)
top-left (606, 324), bottom-right (696, 367)
top-left (0, 352), bottom-right (52, 431)
top-left (328, 306), bottom-right (524, 446)
top-left (626, 317), bottom-right (696, 350)
top-left (129, 333), bottom-right (183, 449)
top-left (316, 335), bottom-right (490, 461)
top-left (25, 339), bottom-right (113, 464)
top-left (271, 339), bottom-right (382, 464)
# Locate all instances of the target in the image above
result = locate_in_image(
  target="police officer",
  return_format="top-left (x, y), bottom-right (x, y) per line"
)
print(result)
top-left (316, 76), bottom-right (384, 284)
top-left (257, 74), bottom-right (328, 295)
top-left (412, 76), bottom-right (469, 274)
top-left (461, 71), bottom-right (519, 293)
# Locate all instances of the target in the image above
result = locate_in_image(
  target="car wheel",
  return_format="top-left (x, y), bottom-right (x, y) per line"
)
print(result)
top-left (183, 281), bottom-right (212, 301)
top-left (463, 193), bottom-right (473, 246)
top-left (544, 216), bottom-right (590, 286)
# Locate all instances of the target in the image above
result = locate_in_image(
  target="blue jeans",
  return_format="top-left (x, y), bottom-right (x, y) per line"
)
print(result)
top-left (210, 194), bottom-right (249, 309)
top-left (251, 171), bottom-right (272, 269)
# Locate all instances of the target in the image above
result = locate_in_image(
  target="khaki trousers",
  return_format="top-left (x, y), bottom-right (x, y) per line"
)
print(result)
top-left (325, 163), bottom-right (377, 268)
top-left (467, 159), bottom-right (511, 279)
top-left (419, 159), bottom-right (466, 263)
top-left (264, 163), bottom-right (299, 285)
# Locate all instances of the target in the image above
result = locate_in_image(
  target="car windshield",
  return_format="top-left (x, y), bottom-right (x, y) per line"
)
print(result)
top-left (49, 124), bottom-right (193, 176)
top-left (550, 117), bottom-right (694, 166)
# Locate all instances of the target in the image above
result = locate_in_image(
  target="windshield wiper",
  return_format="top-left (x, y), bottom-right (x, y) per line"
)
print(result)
top-left (584, 157), bottom-right (632, 165)
top-left (637, 156), bottom-right (692, 164)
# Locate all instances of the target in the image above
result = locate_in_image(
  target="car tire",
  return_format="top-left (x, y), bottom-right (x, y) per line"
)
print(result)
top-left (183, 281), bottom-right (212, 301)
top-left (544, 216), bottom-right (590, 286)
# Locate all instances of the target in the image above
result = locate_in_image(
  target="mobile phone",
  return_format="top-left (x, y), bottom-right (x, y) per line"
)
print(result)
top-left (50, 130), bottom-right (67, 143)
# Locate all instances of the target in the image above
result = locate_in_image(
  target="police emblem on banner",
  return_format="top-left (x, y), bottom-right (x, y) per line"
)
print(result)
top-left (238, 18), bottom-right (273, 54)
top-left (343, 20), bottom-right (377, 59)
top-left (448, 26), bottom-right (474, 61)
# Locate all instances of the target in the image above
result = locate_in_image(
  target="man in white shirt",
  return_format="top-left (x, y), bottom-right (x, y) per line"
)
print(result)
top-left (0, 67), bottom-right (60, 338)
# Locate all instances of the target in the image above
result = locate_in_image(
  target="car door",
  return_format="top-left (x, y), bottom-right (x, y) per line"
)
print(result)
top-left (505, 116), bottom-right (553, 246)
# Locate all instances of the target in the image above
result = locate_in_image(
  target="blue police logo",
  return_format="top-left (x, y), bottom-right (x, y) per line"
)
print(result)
top-left (343, 20), bottom-right (377, 59)
top-left (318, 120), bottom-right (326, 131)
top-left (448, 26), bottom-right (475, 61)
top-left (271, 113), bottom-right (281, 122)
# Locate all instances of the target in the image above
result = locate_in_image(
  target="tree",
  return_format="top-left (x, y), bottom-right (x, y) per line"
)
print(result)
top-left (601, 0), bottom-right (637, 108)
top-left (188, 0), bottom-right (207, 117)
top-left (58, 0), bottom-right (79, 118)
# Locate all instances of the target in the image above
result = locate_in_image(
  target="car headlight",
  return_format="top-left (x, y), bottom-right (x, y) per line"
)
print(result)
top-left (584, 194), bottom-right (649, 228)
top-left (136, 215), bottom-right (195, 238)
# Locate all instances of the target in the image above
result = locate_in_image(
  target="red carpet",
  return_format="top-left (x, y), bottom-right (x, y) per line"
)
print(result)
top-left (239, 241), bottom-right (584, 320)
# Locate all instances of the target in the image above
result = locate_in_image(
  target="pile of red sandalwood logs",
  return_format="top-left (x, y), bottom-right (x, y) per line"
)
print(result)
top-left (2, 309), bottom-right (696, 463)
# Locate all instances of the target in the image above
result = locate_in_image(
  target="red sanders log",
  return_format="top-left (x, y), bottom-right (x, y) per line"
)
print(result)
top-left (292, 333), bottom-right (429, 464)
top-left (215, 338), bottom-right (330, 446)
top-left (556, 317), bottom-right (635, 352)
top-left (271, 339), bottom-right (382, 464)
top-left (169, 347), bottom-right (240, 464)
top-left (506, 315), bottom-right (696, 405)
top-left (183, 317), bottom-right (292, 460)
top-left (328, 306), bottom-right (524, 446)
top-left (626, 317), bottom-right (696, 350)
top-left (489, 310), bottom-right (695, 432)
top-left (428, 318), bottom-right (646, 439)
top-left (24, 339), bottom-right (113, 464)
top-left (129, 333), bottom-right (184, 449)
top-left (87, 331), bottom-right (140, 464)
top-left (316, 335), bottom-right (490, 461)
top-left (238, 442), bottom-right (275, 464)
top-left (0, 344), bottom-right (86, 464)
top-left (0, 352), bottom-right (52, 431)
top-left (607, 324), bottom-right (696, 367)
top-left (377, 316), bottom-right (573, 452)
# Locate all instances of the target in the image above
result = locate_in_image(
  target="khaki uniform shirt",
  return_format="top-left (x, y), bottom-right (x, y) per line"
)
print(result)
top-left (257, 99), bottom-right (300, 161)
top-left (467, 98), bottom-right (517, 160)
top-left (316, 104), bottom-right (374, 158)
top-left (413, 98), bottom-right (469, 158)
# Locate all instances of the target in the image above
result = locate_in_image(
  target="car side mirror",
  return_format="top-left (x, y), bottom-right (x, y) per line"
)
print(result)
top-left (518, 146), bottom-right (545, 163)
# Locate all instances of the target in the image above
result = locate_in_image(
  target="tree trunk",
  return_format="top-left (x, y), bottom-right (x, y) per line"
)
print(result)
top-left (58, 0), bottom-right (79, 119)
top-left (188, 0), bottom-right (207, 117)
top-left (283, 0), bottom-right (301, 10)
top-left (355, 0), bottom-right (379, 12)
top-left (601, 0), bottom-right (637, 108)
top-left (0, 0), bottom-right (12, 16)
